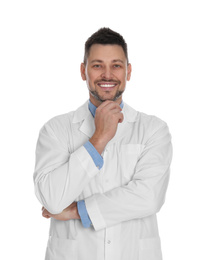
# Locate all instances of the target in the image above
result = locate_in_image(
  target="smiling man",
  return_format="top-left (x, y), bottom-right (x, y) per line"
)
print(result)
top-left (81, 43), bottom-right (131, 106)
top-left (34, 28), bottom-right (172, 260)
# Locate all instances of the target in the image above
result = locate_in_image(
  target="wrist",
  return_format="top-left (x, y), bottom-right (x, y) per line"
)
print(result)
top-left (74, 203), bottom-right (80, 219)
top-left (89, 134), bottom-right (108, 155)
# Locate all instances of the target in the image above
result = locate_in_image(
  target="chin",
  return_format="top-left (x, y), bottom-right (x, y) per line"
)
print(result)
top-left (90, 90), bottom-right (123, 103)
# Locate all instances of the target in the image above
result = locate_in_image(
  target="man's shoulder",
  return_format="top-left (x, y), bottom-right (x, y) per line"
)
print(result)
top-left (126, 104), bottom-right (170, 140)
top-left (125, 102), bottom-right (168, 129)
top-left (40, 101), bottom-right (89, 134)
top-left (44, 101), bottom-right (88, 127)
top-left (139, 111), bottom-right (167, 128)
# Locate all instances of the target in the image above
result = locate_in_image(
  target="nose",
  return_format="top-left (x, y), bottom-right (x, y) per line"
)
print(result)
top-left (101, 66), bottom-right (113, 79)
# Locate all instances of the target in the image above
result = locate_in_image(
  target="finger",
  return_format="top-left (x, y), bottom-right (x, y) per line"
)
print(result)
top-left (105, 102), bottom-right (122, 111)
top-left (108, 108), bottom-right (123, 115)
top-left (43, 214), bottom-right (51, 219)
top-left (116, 112), bottom-right (124, 123)
top-left (98, 101), bottom-right (121, 111)
top-left (97, 100), bottom-right (114, 109)
top-left (42, 210), bottom-right (46, 217)
top-left (98, 103), bottom-right (122, 115)
top-left (42, 209), bottom-right (50, 217)
top-left (106, 110), bottom-right (124, 124)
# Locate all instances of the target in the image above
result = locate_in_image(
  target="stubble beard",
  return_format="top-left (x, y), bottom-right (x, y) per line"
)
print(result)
top-left (89, 87), bottom-right (124, 103)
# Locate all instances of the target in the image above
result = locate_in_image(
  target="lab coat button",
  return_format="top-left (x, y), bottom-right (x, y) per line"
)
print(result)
top-left (107, 240), bottom-right (111, 244)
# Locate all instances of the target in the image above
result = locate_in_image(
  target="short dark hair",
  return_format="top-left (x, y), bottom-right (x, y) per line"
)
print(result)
top-left (83, 27), bottom-right (129, 65)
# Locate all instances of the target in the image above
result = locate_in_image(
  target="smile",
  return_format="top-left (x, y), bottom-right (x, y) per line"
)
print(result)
top-left (97, 83), bottom-right (117, 88)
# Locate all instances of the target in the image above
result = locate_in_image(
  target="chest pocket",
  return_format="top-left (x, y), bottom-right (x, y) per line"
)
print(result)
top-left (120, 144), bottom-right (145, 180)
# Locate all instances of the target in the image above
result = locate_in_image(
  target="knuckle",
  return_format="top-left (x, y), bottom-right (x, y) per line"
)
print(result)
top-left (100, 108), bottom-right (106, 114)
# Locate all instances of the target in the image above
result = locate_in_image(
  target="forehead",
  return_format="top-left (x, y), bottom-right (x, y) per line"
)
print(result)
top-left (88, 44), bottom-right (126, 62)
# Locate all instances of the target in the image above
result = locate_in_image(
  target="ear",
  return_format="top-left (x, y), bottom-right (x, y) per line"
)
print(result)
top-left (80, 63), bottom-right (86, 81)
top-left (127, 63), bottom-right (132, 81)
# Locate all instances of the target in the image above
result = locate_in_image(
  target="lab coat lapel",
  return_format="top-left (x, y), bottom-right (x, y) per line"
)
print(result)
top-left (79, 113), bottom-right (95, 138)
top-left (72, 101), bottom-right (95, 138)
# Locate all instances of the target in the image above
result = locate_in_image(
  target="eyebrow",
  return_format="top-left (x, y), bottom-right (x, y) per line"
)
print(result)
top-left (113, 59), bottom-right (124, 64)
top-left (90, 59), bottom-right (124, 64)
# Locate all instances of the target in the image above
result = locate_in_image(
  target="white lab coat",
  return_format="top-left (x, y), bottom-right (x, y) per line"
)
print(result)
top-left (34, 101), bottom-right (172, 260)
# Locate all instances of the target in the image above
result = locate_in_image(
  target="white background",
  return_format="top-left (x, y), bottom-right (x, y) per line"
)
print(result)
top-left (0, 0), bottom-right (209, 259)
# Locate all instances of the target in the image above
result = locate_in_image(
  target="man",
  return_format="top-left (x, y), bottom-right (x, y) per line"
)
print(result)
top-left (34, 27), bottom-right (172, 260)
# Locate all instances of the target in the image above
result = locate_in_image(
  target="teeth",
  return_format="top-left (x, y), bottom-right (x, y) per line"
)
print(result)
top-left (99, 84), bottom-right (115, 88)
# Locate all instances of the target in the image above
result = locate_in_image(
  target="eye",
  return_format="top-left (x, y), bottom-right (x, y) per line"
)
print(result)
top-left (93, 64), bottom-right (101, 68)
top-left (113, 64), bottom-right (121, 68)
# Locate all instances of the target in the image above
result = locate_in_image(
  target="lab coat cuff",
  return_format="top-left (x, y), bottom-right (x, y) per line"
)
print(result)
top-left (74, 146), bottom-right (100, 178)
top-left (85, 195), bottom-right (106, 231)
top-left (83, 141), bottom-right (104, 170)
top-left (77, 200), bottom-right (92, 228)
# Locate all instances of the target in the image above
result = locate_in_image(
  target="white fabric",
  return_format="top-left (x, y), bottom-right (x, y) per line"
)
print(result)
top-left (34, 100), bottom-right (172, 260)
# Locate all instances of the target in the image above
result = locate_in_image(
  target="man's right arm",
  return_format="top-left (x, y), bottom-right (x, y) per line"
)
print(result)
top-left (34, 101), bottom-right (123, 216)
top-left (33, 119), bottom-right (101, 215)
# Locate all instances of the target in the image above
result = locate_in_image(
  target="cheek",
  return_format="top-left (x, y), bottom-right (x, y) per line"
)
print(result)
top-left (117, 72), bottom-right (127, 83)
top-left (115, 69), bottom-right (126, 78)
top-left (87, 71), bottom-right (99, 83)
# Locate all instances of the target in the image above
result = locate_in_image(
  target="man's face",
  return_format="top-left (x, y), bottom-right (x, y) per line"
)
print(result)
top-left (81, 44), bottom-right (132, 107)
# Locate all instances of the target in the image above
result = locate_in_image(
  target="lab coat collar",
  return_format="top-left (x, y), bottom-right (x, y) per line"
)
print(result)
top-left (72, 101), bottom-right (90, 123)
top-left (72, 100), bottom-right (138, 141)
top-left (72, 100), bottom-right (138, 123)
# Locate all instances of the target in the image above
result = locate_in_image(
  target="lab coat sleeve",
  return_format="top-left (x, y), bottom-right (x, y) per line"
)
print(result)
top-left (33, 119), bottom-right (100, 214)
top-left (85, 122), bottom-right (172, 231)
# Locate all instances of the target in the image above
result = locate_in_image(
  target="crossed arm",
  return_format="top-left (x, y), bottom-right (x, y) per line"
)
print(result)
top-left (36, 101), bottom-right (172, 229)
top-left (42, 202), bottom-right (80, 220)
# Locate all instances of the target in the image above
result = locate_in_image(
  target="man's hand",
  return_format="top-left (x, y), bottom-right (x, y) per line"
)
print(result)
top-left (42, 202), bottom-right (80, 221)
top-left (89, 101), bottom-right (124, 154)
